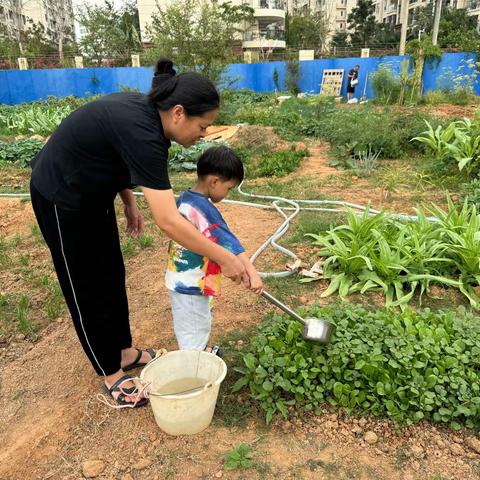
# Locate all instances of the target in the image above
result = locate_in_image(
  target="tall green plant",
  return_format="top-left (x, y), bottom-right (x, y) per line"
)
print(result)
top-left (286, 59), bottom-right (301, 95)
top-left (303, 199), bottom-right (479, 309)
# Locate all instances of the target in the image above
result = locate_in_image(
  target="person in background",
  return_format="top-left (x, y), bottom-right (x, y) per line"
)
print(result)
top-left (347, 64), bottom-right (360, 101)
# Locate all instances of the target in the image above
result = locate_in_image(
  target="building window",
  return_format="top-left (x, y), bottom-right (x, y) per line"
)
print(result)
top-left (340, 22), bottom-right (344, 28)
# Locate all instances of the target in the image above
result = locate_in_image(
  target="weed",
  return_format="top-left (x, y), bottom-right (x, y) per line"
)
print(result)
top-left (223, 443), bottom-right (253, 471)
top-left (285, 211), bottom-right (344, 245)
top-left (253, 460), bottom-right (271, 478)
top-left (0, 294), bottom-right (8, 307)
top-left (121, 238), bottom-right (136, 258)
top-left (16, 294), bottom-right (36, 339)
top-left (19, 255), bottom-right (29, 267)
top-left (138, 234), bottom-right (154, 249)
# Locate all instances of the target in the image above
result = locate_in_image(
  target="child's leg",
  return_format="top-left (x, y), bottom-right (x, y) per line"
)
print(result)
top-left (169, 291), bottom-right (212, 350)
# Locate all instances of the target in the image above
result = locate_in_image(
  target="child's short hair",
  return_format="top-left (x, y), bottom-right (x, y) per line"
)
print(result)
top-left (197, 146), bottom-right (244, 183)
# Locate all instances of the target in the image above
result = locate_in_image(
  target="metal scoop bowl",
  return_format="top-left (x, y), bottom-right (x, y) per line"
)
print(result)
top-left (261, 290), bottom-right (335, 344)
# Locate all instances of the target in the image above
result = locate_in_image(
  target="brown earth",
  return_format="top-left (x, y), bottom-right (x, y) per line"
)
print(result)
top-left (0, 150), bottom-right (477, 480)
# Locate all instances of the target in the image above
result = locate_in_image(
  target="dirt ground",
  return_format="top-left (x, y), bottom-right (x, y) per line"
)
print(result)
top-left (1, 147), bottom-right (479, 480)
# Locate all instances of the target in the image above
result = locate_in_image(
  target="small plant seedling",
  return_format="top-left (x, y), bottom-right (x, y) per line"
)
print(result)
top-left (139, 234), bottom-right (154, 249)
top-left (121, 238), bottom-right (136, 257)
top-left (223, 443), bottom-right (253, 471)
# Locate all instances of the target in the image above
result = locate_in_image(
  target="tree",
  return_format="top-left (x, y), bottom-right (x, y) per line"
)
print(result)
top-left (330, 31), bottom-right (349, 48)
top-left (347, 0), bottom-right (376, 47)
top-left (285, 9), bottom-right (329, 55)
top-left (78, 0), bottom-right (142, 66)
top-left (410, 4), bottom-right (434, 40)
top-left (371, 22), bottom-right (399, 46)
top-left (438, 7), bottom-right (480, 51)
top-left (145, 0), bottom-right (255, 85)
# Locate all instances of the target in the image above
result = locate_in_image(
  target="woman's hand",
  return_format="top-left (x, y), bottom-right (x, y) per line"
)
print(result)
top-left (124, 203), bottom-right (145, 238)
top-left (120, 189), bottom-right (144, 238)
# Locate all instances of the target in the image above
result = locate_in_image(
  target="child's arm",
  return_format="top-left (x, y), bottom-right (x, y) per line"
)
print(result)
top-left (237, 252), bottom-right (263, 295)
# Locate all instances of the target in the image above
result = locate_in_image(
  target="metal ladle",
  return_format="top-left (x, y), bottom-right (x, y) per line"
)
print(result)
top-left (261, 291), bottom-right (335, 344)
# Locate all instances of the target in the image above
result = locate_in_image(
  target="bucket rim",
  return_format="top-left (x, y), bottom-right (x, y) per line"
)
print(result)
top-left (139, 349), bottom-right (228, 399)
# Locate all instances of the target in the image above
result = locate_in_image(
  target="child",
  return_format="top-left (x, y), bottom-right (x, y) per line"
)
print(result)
top-left (165, 146), bottom-right (263, 355)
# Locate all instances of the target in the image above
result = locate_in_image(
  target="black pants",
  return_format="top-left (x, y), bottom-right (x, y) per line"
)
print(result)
top-left (30, 182), bottom-right (132, 376)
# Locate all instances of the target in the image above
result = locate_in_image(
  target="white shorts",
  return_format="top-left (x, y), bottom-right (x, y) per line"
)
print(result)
top-left (169, 290), bottom-right (213, 350)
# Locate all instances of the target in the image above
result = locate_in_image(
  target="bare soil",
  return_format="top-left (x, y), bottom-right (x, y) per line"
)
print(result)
top-left (0, 148), bottom-right (477, 480)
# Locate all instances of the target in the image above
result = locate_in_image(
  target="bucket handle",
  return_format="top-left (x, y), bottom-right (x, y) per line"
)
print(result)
top-left (147, 380), bottom-right (214, 398)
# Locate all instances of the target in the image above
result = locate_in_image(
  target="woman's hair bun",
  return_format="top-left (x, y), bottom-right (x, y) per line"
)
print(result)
top-left (154, 58), bottom-right (176, 77)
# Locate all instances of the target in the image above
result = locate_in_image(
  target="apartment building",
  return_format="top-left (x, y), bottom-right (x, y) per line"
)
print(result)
top-left (372, 0), bottom-right (478, 27)
top-left (0, 0), bottom-right (74, 44)
top-left (137, 0), bottom-right (286, 49)
top-left (287, 0), bottom-right (356, 35)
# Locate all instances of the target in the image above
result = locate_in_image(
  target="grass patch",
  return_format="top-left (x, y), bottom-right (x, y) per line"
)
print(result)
top-left (285, 211), bottom-right (345, 245)
top-left (16, 294), bottom-right (36, 339)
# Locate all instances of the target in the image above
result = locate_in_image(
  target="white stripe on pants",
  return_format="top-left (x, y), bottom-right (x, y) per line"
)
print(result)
top-left (169, 290), bottom-right (212, 350)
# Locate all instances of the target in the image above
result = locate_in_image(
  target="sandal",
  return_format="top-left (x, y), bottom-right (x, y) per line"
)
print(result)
top-left (205, 345), bottom-right (224, 358)
top-left (122, 348), bottom-right (157, 371)
top-left (102, 375), bottom-right (148, 408)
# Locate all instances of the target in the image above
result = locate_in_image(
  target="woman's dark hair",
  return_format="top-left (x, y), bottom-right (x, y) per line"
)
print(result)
top-left (197, 146), bottom-right (244, 183)
top-left (148, 58), bottom-right (220, 116)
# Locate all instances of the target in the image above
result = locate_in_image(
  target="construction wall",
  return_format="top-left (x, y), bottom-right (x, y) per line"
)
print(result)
top-left (0, 52), bottom-right (478, 105)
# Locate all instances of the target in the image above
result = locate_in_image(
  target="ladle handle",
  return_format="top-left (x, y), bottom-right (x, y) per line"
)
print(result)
top-left (261, 291), bottom-right (306, 326)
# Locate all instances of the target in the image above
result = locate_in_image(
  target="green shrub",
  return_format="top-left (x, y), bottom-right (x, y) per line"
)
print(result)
top-left (370, 65), bottom-right (401, 104)
top-left (234, 303), bottom-right (480, 429)
top-left (422, 90), bottom-right (477, 106)
top-left (0, 139), bottom-right (44, 167)
top-left (215, 89), bottom-right (276, 125)
top-left (256, 148), bottom-right (308, 177)
top-left (462, 178), bottom-right (480, 207)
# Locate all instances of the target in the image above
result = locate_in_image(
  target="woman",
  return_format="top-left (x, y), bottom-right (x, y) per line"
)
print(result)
top-left (30, 59), bottom-right (249, 407)
top-left (347, 64), bottom-right (360, 101)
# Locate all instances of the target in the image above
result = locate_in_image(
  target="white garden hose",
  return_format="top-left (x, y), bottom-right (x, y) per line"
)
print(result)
top-left (0, 186), bottom-right (439, 278)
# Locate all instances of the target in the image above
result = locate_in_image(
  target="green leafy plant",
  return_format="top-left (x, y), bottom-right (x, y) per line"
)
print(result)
top-left (223, 443), bottom-right (253, 470)
top-left (411, 120), bottom-right (458, 161)
top-left (256, 148), bottom-right (308, 177)
top-left (0, 104), bottom-right (73, 136)
top-left (412, 118), bottom-right (480, 177)
top-left (0, 140), bottom-right (44, 167)
top-left (303, 199), bottom-right (480, 309)
top-left (370, 64), bottom-right (401, 104)
top-left (169, 140), bottom-right (228, 171)
top-left (234, 304), bottom-right (480, 429)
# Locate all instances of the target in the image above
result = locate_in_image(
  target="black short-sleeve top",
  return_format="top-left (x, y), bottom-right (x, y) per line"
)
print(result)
top-left (31, 92), bottom-right (171, 210)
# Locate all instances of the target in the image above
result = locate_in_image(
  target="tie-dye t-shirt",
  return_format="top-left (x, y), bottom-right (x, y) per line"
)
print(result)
top-left (165, 189), bottom-right (245, 297)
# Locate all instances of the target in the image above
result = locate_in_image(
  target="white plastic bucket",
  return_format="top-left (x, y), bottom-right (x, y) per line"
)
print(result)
top-left (140, 350), bottom-right (227, 436)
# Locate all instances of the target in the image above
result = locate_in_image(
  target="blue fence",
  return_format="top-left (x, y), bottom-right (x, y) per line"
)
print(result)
top-left (0, 52), bottom-right (478, 105)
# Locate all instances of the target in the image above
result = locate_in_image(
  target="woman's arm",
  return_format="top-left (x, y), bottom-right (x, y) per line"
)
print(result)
top-left (142, 187), bottom-right (247, 284)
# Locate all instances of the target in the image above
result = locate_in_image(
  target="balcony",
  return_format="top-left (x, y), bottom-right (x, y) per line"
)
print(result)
top-left (255, 0), bottom-right (285, 21)
top-left (243, 28), bottom-right (286, 48)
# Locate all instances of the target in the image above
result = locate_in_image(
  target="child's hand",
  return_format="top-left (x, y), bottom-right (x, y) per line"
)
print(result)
top-left (247, 271), bottom-right (263, 295)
